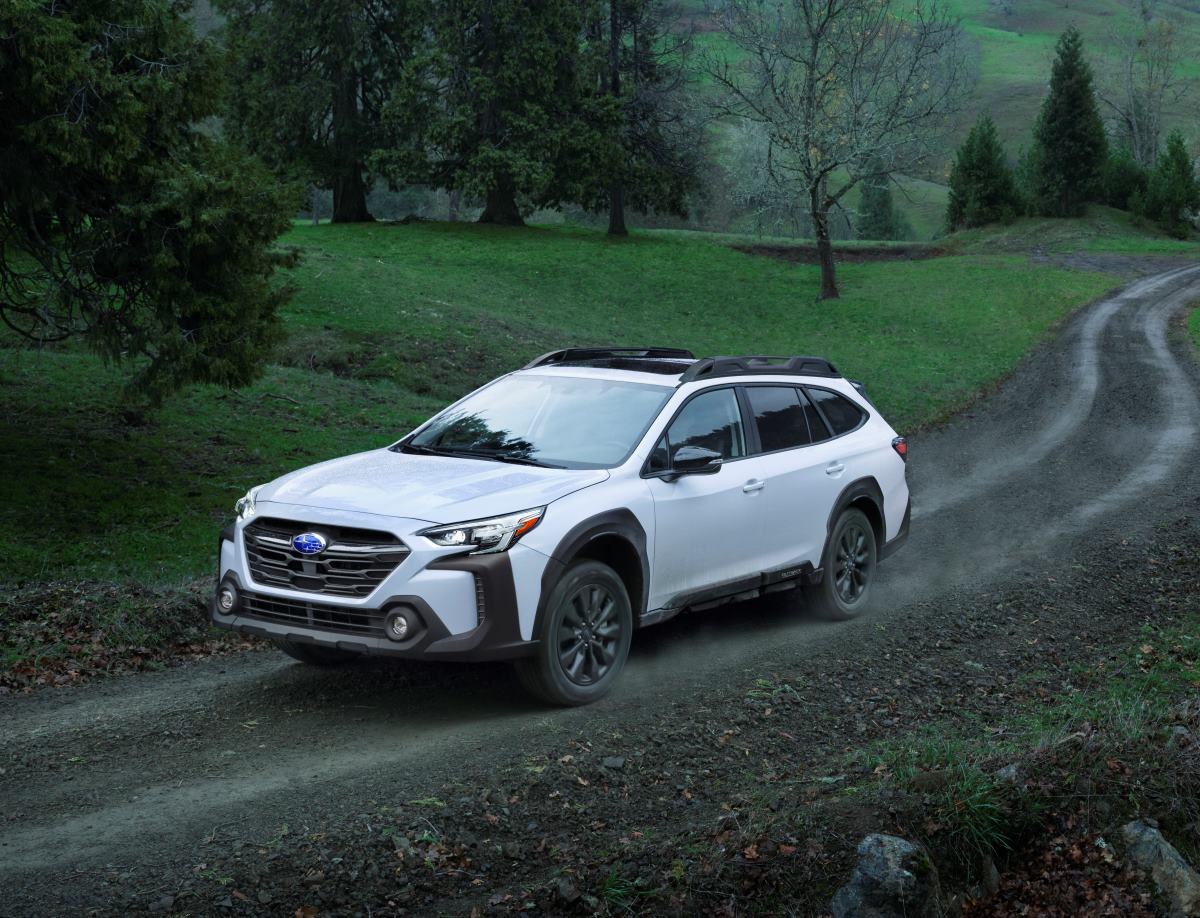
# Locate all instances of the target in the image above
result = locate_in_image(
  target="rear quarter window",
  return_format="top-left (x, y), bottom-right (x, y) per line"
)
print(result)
top-left (806, 387), bottom-right (867, 436)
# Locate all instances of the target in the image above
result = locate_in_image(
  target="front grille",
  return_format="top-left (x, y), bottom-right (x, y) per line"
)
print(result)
top-left (243, 517), bottom-right (410, 597)
top-left (240, 592), bottom-right (385, 638)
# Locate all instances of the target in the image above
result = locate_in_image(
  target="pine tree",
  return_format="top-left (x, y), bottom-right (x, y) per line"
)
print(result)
top-left (1030, 27), bottom-right (1109, 217)
top-left (0, 0), bottom-right (298, 403)
top-left (587, 0), bottom-right (703, 236)
top-left (1143, 131), bottom-right (1199, 238)
top-left (374, 0), bottom-right (610, 226)
top-left (945, 114), bottom-right (1020, 230)
top-left (216, 0), bottom-right (426, 224)
top-left (1101, 148), bottom-right (1149, 211)
top-left (857, 176), bottom-right (898, 240)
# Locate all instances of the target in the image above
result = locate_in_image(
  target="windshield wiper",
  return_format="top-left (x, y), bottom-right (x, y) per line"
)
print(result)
top-left (397, 442), bottom-right (563, 469)
top-left (477, 451), bottom-right (564, 469)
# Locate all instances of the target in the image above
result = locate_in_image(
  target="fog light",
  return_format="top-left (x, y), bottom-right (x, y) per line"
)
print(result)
top-left (217, 586), bottom-right (237, 614)
top-left (385, 611), bottom-right (410, 641)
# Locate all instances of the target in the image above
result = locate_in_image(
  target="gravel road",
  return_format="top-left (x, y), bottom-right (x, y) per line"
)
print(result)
top-left (2, 262), bottom-right (1199, 915)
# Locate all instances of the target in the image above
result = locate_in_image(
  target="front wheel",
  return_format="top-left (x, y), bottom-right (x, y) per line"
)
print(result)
top-left (806, 508), bottom-right (878, 620)
top-left (515, 560), bottom-right (633, 706)
top-left (271, 637), bottom-right (362, 667)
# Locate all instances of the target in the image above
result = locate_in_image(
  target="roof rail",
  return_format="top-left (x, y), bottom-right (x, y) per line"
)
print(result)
top-left (678, 355), bottom-right (840, 384)
top-left (523, 346), bottom-right (696, 369)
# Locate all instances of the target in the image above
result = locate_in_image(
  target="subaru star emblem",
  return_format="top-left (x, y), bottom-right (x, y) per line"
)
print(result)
top-left (292, 532), bottom-right (327, 555)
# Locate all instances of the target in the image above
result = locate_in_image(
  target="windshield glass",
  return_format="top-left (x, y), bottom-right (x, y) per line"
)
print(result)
top-left (404, 374), bottom-right (674, 469)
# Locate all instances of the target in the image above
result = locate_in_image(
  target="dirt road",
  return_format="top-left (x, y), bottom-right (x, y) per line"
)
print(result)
top-left (2, 263), bottom-right (1199, 915)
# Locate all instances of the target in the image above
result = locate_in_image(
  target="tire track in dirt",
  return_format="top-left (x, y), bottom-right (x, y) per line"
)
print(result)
top-left (2, 263), bottom-right (1199, 896)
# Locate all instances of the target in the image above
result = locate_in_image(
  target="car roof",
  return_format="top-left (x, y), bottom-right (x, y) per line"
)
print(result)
top-left (518, 361), bottom-right (853, 391)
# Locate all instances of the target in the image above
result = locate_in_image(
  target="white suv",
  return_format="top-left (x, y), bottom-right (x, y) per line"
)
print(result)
top-left (212, 348), bottom-right (910, 704)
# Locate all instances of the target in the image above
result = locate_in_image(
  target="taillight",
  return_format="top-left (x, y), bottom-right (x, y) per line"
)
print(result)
top-left (892, 436), bottom-right (907, 461)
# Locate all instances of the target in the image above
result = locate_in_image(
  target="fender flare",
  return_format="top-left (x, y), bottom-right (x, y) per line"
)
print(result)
top-left (534, 508), bottom-right (650, 637)
top-left (824, 476), bottom-right (886, 552)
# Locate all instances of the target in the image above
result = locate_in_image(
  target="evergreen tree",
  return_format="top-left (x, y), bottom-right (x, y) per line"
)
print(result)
top-left (857, 175), bottom-right (898, 240)
top-left (375, 0), bottom-right (611, 226)
top-left (1143, 131), bottom-right (1199, 238)
top-left (1101, 148), bottom-right (1149, 211)
top-left (217, 0), bottom-right (426, 223)
top-left (584, 0), bottom-right (704, 236)
top-left (945, 114), bottom-right (1020, 230)
top-left (0, 0), bottom-right (298, 403)
top-left (1030, 27), bottom-right (1109, 217)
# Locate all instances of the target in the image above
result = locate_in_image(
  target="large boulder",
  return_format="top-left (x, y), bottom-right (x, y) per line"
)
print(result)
top-left (1123, 819), bottom-right (1200, 916)
top-left (831, 834), bottom-right (942, 918)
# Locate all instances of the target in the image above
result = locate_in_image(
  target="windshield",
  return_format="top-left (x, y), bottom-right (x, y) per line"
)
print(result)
top-left (402, 374), bottom-right (674, 469)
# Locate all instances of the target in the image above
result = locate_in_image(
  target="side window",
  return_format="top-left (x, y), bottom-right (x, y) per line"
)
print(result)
top-left (800, 388), bottom-right (832, 443)
top-left (664, 389), bottom-right (746, 460)
top-left (746, 386), bottom-right (812, 452)
top-left (646, 437), bottom-right (670, 473)
top-left (807, 387), bottom-right (866, 436)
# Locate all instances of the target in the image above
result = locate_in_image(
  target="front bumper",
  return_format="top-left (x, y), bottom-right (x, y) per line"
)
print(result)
top-left (211, 550), bottom-right (538, 663)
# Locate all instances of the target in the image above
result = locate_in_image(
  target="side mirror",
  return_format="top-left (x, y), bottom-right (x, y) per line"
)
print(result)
top-left (667, 445), bottom-right (723, 480)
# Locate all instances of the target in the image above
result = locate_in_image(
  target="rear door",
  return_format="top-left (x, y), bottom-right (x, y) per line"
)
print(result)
top-left (741, 385), bottom-right (836, 572)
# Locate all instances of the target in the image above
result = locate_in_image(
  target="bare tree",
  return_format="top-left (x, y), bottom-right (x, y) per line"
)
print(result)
top-left (707, 0), bottom-right (969, 298)
top-left (1099, 0), bottom-right (1189, 168)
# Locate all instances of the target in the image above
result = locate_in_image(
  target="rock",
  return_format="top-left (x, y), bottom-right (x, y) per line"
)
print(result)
top-left (982, 856), bottom-right (1001, 895)
top-left (909, 769), bottom-right (952, 793)
top-left (830, 834), bottom-right (942, 918)
top-left (602, 756), bottom-right (626, 770)
top-left (556, 877), bottom-right (581, 903)
top-left (994, 763), bottom-right (1020, 784)
top-left (1122, 819), bottom-right (1200, 916)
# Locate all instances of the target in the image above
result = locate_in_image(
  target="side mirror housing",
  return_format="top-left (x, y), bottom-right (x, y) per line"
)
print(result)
top-left (664, 445), bottom-right (723, 481)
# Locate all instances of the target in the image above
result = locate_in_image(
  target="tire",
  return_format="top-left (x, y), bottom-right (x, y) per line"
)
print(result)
top-left (271, 637), bottom-right (362, 667)
top-left (806, 507), bottom-right (878, 620)
top-left (515, 560), bottom-right (633, 706)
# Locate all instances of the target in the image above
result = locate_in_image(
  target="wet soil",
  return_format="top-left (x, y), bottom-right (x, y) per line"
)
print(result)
top-left (2, 263), bottom-right (1199, 915)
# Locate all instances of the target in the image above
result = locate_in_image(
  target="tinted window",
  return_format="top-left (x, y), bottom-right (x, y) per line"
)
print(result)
top-left (798, 389), bottom-right (831, 443)
top-left (807, 387), bottom-right (866, 436)
top-left (408, 375), bottom-right (672, 469)
top-left (664, 389), bottom-right (746, 460)
top-left (746, 386), bottom-right (812, 452)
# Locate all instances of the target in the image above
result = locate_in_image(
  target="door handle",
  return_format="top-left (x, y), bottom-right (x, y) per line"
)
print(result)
top-left (825, 462), bottom-right (845, 476)
top-left (742, 479), bottom-right (766, 493)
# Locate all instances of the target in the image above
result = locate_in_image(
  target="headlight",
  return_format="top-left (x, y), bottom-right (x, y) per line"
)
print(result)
top-left (419, 507), bottom-right (545, 554)
top-left (235, 487), bottom-right (261, 520)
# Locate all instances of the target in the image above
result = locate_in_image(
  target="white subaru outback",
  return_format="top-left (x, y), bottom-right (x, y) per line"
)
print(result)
top-left (213, 348), bottom-right (910, 705)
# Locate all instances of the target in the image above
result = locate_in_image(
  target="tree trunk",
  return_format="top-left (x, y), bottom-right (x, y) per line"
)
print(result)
top-left (810, 186), bottom-right (839, 299)
top-left (447, 189), bottom-right (461, 222)
top-left (330, 55), bottom-right (373, 224)
top-left (479, 181), bottom-right (524, 225)
top-left (608, 183), bottom-right (628, 236)
top-left (310, 186), bottom-right (320, 225)
top-left (606, 0), bottom-right (628, 237)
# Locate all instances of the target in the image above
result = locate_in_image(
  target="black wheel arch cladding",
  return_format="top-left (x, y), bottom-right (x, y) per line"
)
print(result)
top-left (536, 508), bottom-right (649, 637)
top-left (825, 477), bottom-right (886, 551)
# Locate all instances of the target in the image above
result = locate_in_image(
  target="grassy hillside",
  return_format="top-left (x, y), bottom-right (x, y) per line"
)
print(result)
top-left (0, 222), bottom-right (1128, 587)
top-left (685, 0), bottom-right (1200, 239)
top-left (945, 205), bottom-right (1200, 255)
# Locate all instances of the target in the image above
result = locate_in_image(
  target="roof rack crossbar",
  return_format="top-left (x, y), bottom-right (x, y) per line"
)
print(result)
top-left (678, 355), bottom-right (840, 383)
top-left (523, 346), bottom-right (696, 369)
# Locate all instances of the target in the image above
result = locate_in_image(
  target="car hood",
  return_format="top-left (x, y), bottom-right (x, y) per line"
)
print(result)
top-left (255, 448), bottom-right (609, 524)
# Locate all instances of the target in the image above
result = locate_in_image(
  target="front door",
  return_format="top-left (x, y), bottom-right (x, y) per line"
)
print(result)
top-left (646, 387), bottom-right (762, 609)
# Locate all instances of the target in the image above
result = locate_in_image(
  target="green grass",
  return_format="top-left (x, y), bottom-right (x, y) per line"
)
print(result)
top-left (0, 221), bottom-right (1124, 585)
top-left (946, 205), bottom-right (1200, 255)
top-left (1190, 304), bottom-right (1200, 350)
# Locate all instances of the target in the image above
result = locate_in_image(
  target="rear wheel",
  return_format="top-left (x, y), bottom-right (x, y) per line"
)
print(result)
top-left (806, 508), bottom-right (877, 620)
top-left (271, 637), bottom-right (362, 667)
top-left (515, 560), bottom-right (632, 706)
